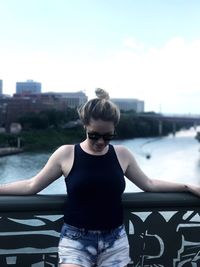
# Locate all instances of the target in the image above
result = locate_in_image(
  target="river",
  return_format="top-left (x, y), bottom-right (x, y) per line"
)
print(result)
top-left (0, 127), bottom-right (200, 194)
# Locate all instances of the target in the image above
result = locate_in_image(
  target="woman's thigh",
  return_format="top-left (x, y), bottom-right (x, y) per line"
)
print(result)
top-left (58, 223), bottom-right (95, 267)
top-left (59, 265), bottom-right (127, 267)
top-left (59, 264), bottom-right (82, 267)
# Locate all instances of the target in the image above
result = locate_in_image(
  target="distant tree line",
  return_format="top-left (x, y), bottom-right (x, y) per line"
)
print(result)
top-left (18, 108), bottom-right (79, 130)
top-left (17, 108), bottom-right (193, 138)
top-left (0, 108), bottom-right (194, 151)
top-left (116, 110), bottom-right (193, 138)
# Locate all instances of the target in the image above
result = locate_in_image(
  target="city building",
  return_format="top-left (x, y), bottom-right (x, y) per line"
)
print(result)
top-left (111, 98), bottom-right (144, 112)
top-left (43, 91), bottom-right (87, 108)
top-left (1, 90), bottom-right (88, 130)
top-left (16, 80), bottom-right (41, 94)
top-left (0, 80), bottom-right (2, 95)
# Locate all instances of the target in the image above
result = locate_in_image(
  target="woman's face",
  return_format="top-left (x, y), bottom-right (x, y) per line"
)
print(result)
top-left (85, 118), bottom-right (115, 153)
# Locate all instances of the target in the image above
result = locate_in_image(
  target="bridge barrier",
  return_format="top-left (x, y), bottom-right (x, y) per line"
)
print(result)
top-left (0, 192), bottom-right (200, 266)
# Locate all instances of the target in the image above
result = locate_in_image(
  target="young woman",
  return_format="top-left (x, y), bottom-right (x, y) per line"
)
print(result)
top-left (1, 88), bottom-right (200, 267)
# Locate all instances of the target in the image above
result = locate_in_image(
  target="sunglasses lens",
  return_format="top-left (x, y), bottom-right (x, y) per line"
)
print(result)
top-left (87, 132), bottom-right (116, 141)
top-left (88, 133), bottom-right (100, 140)
top-left (103, 135), bottom-right (115, 141)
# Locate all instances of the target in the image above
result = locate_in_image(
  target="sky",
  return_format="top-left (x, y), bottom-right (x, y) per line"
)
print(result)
top-left (1, 0), bottom-right (200, 114)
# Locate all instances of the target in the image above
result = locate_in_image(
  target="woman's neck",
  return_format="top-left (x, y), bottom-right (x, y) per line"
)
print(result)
top-left (80, 140), bottom-right (109, 155)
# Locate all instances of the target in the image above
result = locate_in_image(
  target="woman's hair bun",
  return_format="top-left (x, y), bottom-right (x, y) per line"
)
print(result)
top-left (95, 88), bottom-right (109, 100)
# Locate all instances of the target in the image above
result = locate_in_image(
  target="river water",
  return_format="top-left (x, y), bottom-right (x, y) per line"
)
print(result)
top-left (0, 127), bottom-right (200, 194)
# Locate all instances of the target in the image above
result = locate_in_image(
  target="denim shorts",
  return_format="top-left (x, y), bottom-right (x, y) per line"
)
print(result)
top-left (58, 223), bottom-right (131, 267)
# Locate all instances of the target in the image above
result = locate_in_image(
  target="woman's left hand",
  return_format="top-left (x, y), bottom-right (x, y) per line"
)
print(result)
top-left (187, 184), bottom-right (200, 197)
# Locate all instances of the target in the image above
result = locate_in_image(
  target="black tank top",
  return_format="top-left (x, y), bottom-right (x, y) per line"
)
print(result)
top-left (63, 144), bottom-right (126, 230)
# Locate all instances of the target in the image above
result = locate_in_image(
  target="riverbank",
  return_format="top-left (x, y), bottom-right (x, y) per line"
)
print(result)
top-left (0, 147), bottom-right (23, 157)
top-left (0, 128), bottom-right (85, 151)
top-left (0, 122), bottom-right (195, 152)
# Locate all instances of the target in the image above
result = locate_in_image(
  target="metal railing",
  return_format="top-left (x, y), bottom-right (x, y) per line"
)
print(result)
top-left (0, 192), bottom-right (200, 267)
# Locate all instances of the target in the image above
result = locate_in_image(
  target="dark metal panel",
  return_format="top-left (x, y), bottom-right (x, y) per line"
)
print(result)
top-left (1, 192), bottom-right (200, 266)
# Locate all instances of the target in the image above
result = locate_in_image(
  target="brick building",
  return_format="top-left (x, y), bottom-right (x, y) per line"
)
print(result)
top-left (0, 91), bottom-right (88, 130)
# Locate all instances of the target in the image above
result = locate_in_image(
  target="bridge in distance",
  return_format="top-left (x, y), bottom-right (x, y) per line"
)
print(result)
top-left (134, 113), bottom-right (200, 135)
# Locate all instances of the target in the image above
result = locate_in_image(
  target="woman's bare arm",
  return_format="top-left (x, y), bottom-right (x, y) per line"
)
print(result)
top-left (121, 146), bottom-right (200, 197)
top-left (0, 146), bottom-right (67, 195)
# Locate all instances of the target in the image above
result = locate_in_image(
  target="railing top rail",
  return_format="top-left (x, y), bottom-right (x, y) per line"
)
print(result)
top-left (122, 192), bottom-right (200, 208)
top-left (0, 192), bottom-right (199, 212)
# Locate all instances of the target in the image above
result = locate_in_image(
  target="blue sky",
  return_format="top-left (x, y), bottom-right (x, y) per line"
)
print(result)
top-left (1, 0), bottom-right (200, 114)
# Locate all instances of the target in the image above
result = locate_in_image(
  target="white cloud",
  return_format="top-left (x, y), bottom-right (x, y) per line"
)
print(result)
top-left (123, 37), bottom-right (144, 51)
top-left (1, 37), bottom-right (200, 113)
top-left (94, 37), bottom-right (200, 113)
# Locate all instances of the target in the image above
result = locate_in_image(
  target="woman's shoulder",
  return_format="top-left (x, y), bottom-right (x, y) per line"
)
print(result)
top-left (112, 144), bottom-right (134, 159)
top-left (112, 144), bottom-right (129, 153)
top-left (111, 145), bottom-right (133, 172)
top-left (52, 144), bottom-right (75, 159)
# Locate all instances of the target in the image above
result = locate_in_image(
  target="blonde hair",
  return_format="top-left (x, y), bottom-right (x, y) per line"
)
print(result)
top-left (78, 88), bottom-right (120, 126)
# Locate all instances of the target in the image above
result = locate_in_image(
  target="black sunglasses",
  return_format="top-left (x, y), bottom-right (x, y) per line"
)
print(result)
top-left (87, 132), bottom-right (116, 141)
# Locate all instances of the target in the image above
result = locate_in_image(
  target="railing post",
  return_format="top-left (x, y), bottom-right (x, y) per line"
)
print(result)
top-left (158, 120), bottom-right (163, 136)
top-left (172, 121), bottom-right (176, 136)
